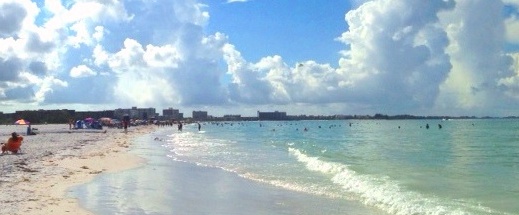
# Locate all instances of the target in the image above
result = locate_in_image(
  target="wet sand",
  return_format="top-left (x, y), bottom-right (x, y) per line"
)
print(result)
top-left (71, 128), bottom-right (383, 215)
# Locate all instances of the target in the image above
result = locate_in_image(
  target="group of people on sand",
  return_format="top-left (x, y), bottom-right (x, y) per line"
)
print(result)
top-left (1, 132), bottom-right (23, 154)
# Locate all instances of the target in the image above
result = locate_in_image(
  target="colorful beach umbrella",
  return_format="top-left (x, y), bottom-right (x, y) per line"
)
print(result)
top-left (99, 117), bottom-right (112, 124)
top-left (14, 119), bottom-right (30, 125)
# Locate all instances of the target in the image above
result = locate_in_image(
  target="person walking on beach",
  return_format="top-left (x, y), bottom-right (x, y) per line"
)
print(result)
top-left (69, 118), bottom-right (74, 130)
top-left (1, 132), bottom-right (23, 154)
top-left (123, 114), bottom-right (130, 133)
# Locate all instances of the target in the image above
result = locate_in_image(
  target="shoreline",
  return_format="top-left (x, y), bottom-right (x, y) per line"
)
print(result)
top-left (0, 124), bottom-right (155, 215)
top-left (71, 128), bottom-right (382, 215)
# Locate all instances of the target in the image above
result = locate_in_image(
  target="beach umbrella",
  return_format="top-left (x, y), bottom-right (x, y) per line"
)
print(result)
top-left (99, 117), bottom-right (112, 125)
top-left (14, 119), bottom-right (30, 125)
top-left (99, 117), bottom-right (111, 122)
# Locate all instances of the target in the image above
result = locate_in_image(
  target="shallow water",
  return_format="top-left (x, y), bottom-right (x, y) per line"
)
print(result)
top-left (72, 119), bottom-right (519, 215)
top-left (71, 127), bottom-right (381, 215)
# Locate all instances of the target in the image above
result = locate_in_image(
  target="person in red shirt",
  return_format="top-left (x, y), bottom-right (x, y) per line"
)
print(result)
top-left (1, 132), bottom-right (23, 154)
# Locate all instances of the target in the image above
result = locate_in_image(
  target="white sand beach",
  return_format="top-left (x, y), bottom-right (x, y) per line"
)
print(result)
top-left (0, 124), bottom-right (154, 215)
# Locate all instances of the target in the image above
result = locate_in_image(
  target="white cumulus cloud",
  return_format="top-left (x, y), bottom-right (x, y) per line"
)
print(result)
top-left (3, 0), bottom-right (519, 116)
top-left (70, 65), bottom-right (96, 78)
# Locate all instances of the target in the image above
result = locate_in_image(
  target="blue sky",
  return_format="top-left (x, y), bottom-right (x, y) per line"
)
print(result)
top-left (206, 0), bottom-right (351, 66)
top-left (2, 0), bottom-right (519, 117)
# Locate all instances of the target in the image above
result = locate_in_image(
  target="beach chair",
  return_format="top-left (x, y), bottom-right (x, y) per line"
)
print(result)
top-left (1, 133), bottom-right (23, 154)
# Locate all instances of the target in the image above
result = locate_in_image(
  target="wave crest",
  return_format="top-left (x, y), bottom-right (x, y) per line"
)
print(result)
top-left (288, 148), bottom-right (494, 215)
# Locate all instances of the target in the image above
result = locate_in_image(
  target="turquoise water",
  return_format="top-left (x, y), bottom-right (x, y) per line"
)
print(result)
top-left (74, 119), bottom-right (519, 215)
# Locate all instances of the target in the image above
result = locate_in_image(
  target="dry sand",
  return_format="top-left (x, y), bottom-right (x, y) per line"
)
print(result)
top-left (0, 124), bottom-right (154, 215)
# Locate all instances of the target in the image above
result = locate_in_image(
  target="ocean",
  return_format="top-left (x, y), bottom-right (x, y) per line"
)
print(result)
top-left (71, 119), bottom-right (519, 215)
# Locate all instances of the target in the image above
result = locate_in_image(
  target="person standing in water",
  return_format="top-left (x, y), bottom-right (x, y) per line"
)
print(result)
top-left (197, 122), bottom-right (201, 131)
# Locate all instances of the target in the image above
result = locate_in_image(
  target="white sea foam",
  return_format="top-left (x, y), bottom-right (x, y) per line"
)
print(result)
top-left (288, 148), bottom-right (495, 215)
top-left (157, 121), bottom-right (517, 215)
top-left (236, 171), bottom-right (345, 199)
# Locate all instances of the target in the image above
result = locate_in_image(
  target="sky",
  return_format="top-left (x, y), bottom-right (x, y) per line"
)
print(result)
top-left (2, 0), bottom-right (519, 117)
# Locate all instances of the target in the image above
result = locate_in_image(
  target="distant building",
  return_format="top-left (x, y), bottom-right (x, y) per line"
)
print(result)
top-left (257, 111), bottom-right (287, 120)
top-left (115, 107), bottom-right (157, 120)
top-left (163, 108), bottom-right (183, 120)
top-left (75, 110), bottom-right (115, 119)
top-left (223, 114), bottom-right (241, 121)
top-left (192, 111), bottom-right (208, 120)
